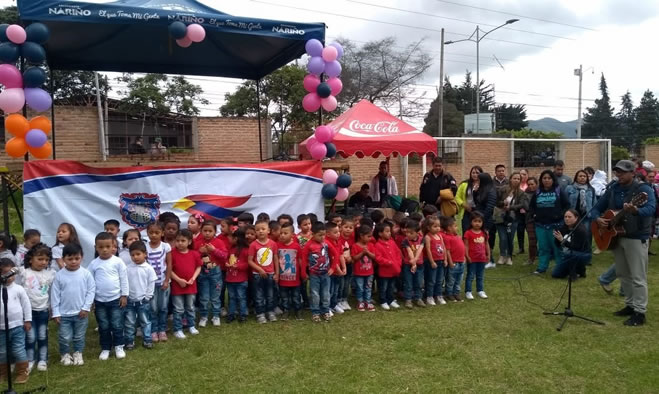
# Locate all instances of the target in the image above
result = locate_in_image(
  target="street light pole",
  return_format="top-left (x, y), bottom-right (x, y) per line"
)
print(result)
top-left (438, 28), bottom-right (444, 138)
top-left (576, 64), bottom-right (583, 139)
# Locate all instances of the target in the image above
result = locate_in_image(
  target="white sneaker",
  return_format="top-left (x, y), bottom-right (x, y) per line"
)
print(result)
top-left (199, 317), bottom-right (208, 327)
top-left (174, 330), bottom-right (186, 339)
top-left (496, 256), bottom-right (505, 265)
top-left (465, 292), bottom-right (474, 300)
top-left (340, 301), bottom-right (351, 311)
top-left (333, 305), bottom-right (345, 314)
top-left (390, 300), bottom-right (401, 309)
top-left (61, 354), bottom-right (73, 366)
top-left (114, 345), bottom-right (126, 359)
top-left (211, 317), bottom-right (221, 326)
top-left (72, 352), bottom-right (84, 366)
top-left (380, 303), bottom-right (391, 311)
top-left (274, 306), bottom-right (283, 315)
top-left (189, 327), bottom-right (200, 335)
top-left (485, 262), bottom-right (497, 269)
top-left (426, 297), bottom-right (436, 306)
top-left (328, 309), bottom-right (334, 317)
top-left (27, 361), bottom-right (34, 374)
top-left (477, 291), bottom-right (488, 299)
top-left (437, 296), bottom-right (447, 305)
top-left (37, 361), bottom-right (47, 371)
top-left (98, 350), bottom-right (110, 361)
top-left (506, 257), bottom-right (513, 266)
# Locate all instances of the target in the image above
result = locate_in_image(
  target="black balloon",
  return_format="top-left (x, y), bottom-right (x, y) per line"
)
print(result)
top-left (168, 21), bottom-right (188, 39)
top-left (321, 183), bottom-right (338, 200)
top-left (0, 42), bottom-right (19, 63)
top-left (336, 174), bottom-right (352, 188)
top-left (25, 23), bottom-right (50, 44)
top-left (23, 67), bottom-right (47, 88)
top-left (0, 24), bottom-right (8, 42)
top-left (316, 82), bottom-right (331, 98)
top-left (325, 142), bottom-right (336, 158)
top-left (21, 42), bottom-right (46, 64)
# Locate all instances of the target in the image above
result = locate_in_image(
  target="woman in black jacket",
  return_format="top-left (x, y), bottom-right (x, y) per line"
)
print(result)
top-left (552, 209), bottom-right (591, 279)
top-left (472, 172), bottom-right (497, 267)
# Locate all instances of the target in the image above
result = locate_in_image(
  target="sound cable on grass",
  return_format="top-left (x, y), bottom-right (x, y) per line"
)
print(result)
top-left (487, 272), bottom-right (569, 313)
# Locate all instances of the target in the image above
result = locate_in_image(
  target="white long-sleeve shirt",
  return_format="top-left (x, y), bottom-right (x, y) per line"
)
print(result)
top-left (16, 267), bottom-right (55, 311)
top-left (126, 262), bottom-right (157, 302)
top-left (88, 255), bottom-right (129, 302)
top-left (0, 283), bottom-right (32, 329)
top-left (51, 267), bottom-right (95, 318)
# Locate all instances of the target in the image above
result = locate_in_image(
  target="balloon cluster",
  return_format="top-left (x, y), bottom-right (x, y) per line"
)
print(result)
top-left (307, 124), bottom-right (337, 161)
top-left (321, 170), bottom-right (352, 201)
top-left (168, 22), bottom-right (206, 48)
top-left (0, 23), bottom-right (52, 114)
top-left (4, 114), bottom-right (53, 159)
top-left (302, 39), bottom-right (343, 113)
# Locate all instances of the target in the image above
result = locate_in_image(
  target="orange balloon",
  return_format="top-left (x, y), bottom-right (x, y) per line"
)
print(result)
top-left (29, 116), bottom-right (52, 135)
top-left (29, 142), bottom-right (52, 159)
top-left (5, 137), bottom-right (28, 158)
top-left (5, 114), bottom-right (29, 138)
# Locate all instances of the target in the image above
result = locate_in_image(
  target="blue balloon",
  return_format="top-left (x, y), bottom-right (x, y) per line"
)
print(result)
top-left (168, 21), bottom-right (187, 39)
top-left (23, 67), bottom-right (46, 88)
top-left (321, 183), bottom-right (338, 200)
top-left (0, 42), bottom-right (19, 63)
top-left (325, 142), bottom-right (336, 158)
top-left (21, 42), bottom-right (46, 64)
top-left (316, 82), bottom-right (331, 99)
top-left (25, 23), bottom-right (50, 44)
top-left (336, 174), bottom-right (352, 189)
top-left (0, 24), bottom-right (8, 42)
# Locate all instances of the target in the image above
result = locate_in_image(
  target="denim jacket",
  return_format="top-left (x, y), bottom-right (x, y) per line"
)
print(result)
top-left (566, 184), bottom-right (596, 217)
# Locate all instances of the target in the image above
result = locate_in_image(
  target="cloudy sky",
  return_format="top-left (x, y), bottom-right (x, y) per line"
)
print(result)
top-left (4, 0), bottom-right (658, 127)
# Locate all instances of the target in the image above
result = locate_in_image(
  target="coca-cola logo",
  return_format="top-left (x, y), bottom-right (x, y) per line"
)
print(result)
top-left (348, 120), bottom-right (400, 134)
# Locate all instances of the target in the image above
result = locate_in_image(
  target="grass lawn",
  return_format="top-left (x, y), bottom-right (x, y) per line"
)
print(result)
top-left (6, 243), bottom-right (656, 393)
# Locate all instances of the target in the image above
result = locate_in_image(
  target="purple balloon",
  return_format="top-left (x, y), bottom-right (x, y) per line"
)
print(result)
top-left (307, 56), bottom-right (325, 75)
top-left (324, 60), bottom-right (342, 78)
top-left (25, 128), bottom-right (47, 148)
top-left (328, 42), bottom-right (344, 60)
top-left (305, 39), bottom-right (323, 57)
top-left (24, 88), bottom-right (52, 112)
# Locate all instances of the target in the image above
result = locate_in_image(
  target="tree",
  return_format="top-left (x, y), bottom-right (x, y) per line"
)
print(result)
top-left (635, 90), bottom-right (659, 146)
top-left (164, 76), bottom-right (209, 116)
top-left (581, 74), bottom-right (615, 139)
top-left (52, 71), bottom-right (110, 106)
top-left (496, 104), bottom-right (528, 130)
top-left (615, 91), bottom-right (636, 149)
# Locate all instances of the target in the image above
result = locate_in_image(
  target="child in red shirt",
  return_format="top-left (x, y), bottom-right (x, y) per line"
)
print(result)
top-left (422, 216), bottom-right (447, 306)
top-left (338, 219), bottom-right (355, 311)
top-left (247, 220), bottom-right (279, 324)
top-left (326, 222), bottom-right (347, 315)
top-left (441, 216), bottom-right (465, 302)
top-left (170, 230), bottom-right (202, 339)
top-left (225, 228), bottom-right (250, 323)
top-left (277, 223), bottom-right (305, 320)
top-left (401, 220), bottom-right (425, 308)
top-left (463, 211), bottom-right (490, 300)
top-left (300, 222), bottom-right (339, 322)
top-left (187, 214), bottom-right (203, 244)
top-left (374, 222), bottom-right (402, 309)
top-left (351, 225), bottom-right (376, 311)
top-left (193, 220), bottom-right (227, 327)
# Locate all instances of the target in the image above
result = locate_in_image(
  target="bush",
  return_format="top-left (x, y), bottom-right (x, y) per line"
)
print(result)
top-left (644, 137), bottom-right (659, 145)
top-left (612, 145), bottom-right (630, 162)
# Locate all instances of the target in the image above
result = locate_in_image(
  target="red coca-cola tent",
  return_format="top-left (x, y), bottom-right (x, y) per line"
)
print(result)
top-left (300, 99), bottom-right (437, 158)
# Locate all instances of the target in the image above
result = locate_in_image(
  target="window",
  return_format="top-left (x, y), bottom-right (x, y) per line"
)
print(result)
top-left (514, 140), bottom-right (559, 167)
top-left (106, 112), bottom-right (193, 155)
top-left (437, 139), bottom-right (461, 164)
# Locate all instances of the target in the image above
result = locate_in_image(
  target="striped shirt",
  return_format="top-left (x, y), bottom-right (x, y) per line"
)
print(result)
top-left (146, 242), bottom-right (171, 284)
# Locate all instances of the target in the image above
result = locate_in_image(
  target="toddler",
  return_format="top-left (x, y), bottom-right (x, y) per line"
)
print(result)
top-left (248, 220), bottom-right (279, 324)
top-left (225, 228), bottom-right (249, 323)
top-left (464, 211), bottom-right (490, 300)
top-left (124, 241), bottom-right (157, 349)
top-left (171, 230), bottom-right (202, 339)
top-left (0, 258), bottom-right (31, 384)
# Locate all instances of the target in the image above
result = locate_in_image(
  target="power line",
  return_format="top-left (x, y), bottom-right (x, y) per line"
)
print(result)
top-left (347, 0), bottom-right (575, 41)
top-left (496, 90), bottom-right (596, 102)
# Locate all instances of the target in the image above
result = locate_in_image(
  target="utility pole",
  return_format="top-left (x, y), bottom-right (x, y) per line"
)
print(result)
top-left (476, 26), bottom-right (480, 134)
top-left (576, 64), bottom-right (583, 139)
top-left (438, 28), bottom-right (444, 138)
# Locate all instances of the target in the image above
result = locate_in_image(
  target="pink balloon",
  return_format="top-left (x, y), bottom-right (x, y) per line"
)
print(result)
top-left (176, 37), bottom-right (192, 47)
top-left (0, 88), bottom-right (25, 113)
top-left (302, 93), bottom-right (321, 112)
top-left (0, 64), bottom-right (23, 89)
top-left (6, 25), bottom-right (26, 45)
top-left (336, 187), bottom-right (349, 202)
top-left (322, 46), bottom-right (338, 62)
top-left (322, 169), bottom-right (338, 184)
top-left (303, 74), bottom-right (321, 93)
top-left (314, 125), bottom-right (333, 143)
top-left (186, 23), bottom-right (206, 43)
top-left (327, 77), bottom-right (343, 96)
top-left (321, 96), bottom-right (337, 112)
top-left (310, 143), bottom-right (327, 160)
top-left (306, 136), bottom-right (319, 149)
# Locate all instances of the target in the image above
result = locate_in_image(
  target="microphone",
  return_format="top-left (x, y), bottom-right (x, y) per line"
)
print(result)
top-left (0, 267), bottom-right (19, 281)
top-left (605, 177), bottom-right (618, 189)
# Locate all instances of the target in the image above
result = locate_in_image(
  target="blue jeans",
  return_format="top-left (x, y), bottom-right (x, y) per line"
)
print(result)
top-left (552, 250), bottom-right (590, 278)
top-left (94, 298), bottom-right (124, 350)
top-left (353, 275), bottom-right (373, 303)
top-left (0, 326), bottom-right (27, 363)
top-left (330, 275), bottom-right (344, 308)
top-left (279, 285), bottom-right (301, 312)
top-left (309, 273), bottom-right (331, 315)
top-left (198, 268), bottom-right (222, 318)
top-left (536, 224), bottom-right (562, 273)
top-left (377, 277), bottom-right (396, 305)
top-left (424, 260), bottom-right (445, 298)
top-left (496, 221), bottom-right (517, 258)
top-left (599, 263), bottom-right (617, 285)
top-left (58, 315), bottom-right (88, 355)
top-left (465, 262), bottom-right (486, 293)
top-left (220, 273), bottom-right (227, 308)
top-left (227, 282), bottom-right (248, 317)
top-left (403, 264), bottom-right (425, 300)
top-left (252, 273), bottom-right (275, 316)
top-left (341, 264), bottom-right (353, 302)
top-left (26, 309), bottom-right (48, 362)
top-left (150, 285), bottom-right (170, 333)
top-left (124, 299), bottom-right (152, 345)
top-left (172, 294), bottom-right (196, 332)
top-left (446, 263), bottom-right (465, 296)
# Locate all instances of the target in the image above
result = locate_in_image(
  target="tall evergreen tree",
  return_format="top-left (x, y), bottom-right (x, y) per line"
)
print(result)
top-left (495, 104), bottom-right (528, 131)
top-left (635, 90), bottom-right (659, 145)
top-left (615, 91), bottom-right (635, 149)
top-left (581, 74), bottom-right (615, 139)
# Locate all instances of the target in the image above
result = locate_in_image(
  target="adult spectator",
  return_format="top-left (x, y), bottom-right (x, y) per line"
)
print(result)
top-left (150, 138), bottom-right (168, 160)
top-left (566, 170), bottom-right (597, 240)
top-left (456, 166), bottom-right (483, 234)
top-left (592, 160), bottom-right (656, 326)
top-left (489, 164), bottom-right (509, 262)
top-left (347, 184), bottom-right (373, 212)
top-left (554, 160), bottom-right (572, 189)
top-left (419, 157), bottom-right (457, 216)
top-left (369, 161), bottom-right (398, 207)
top-left (472, 173), bottom-right (497, 267)
top-left (494, 172), bottom-right (526, 266)
top-left (517, 168), bottom-right (530, 254)
top-left (128, 136), bottom-right (147, 154)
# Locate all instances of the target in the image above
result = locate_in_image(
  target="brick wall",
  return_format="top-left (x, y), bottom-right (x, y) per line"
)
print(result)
top-left (196, 117), bottom-right (270, 163)
top-left (643, 145), bottom-right (659, 167)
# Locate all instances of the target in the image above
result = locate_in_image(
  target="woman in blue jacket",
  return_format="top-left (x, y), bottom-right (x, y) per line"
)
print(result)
top-left (566, 169), bottom-right (597, 251)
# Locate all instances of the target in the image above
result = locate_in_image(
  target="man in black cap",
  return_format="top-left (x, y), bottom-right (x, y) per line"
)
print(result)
top-left (592, 160), bottom-right (656, 326)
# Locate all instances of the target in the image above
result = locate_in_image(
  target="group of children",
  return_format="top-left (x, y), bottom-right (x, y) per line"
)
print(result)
top-left (0, 205), bottom-right (492, 381)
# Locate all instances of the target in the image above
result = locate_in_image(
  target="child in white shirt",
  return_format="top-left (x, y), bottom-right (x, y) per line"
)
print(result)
top-left (14, 229), bottom-right (40, 266)
top-left (124, 241), bottom-right (157, 350)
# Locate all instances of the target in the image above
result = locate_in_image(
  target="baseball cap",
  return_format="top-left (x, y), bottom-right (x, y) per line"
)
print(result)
top-left (613, 160), bottom-right (635, 172)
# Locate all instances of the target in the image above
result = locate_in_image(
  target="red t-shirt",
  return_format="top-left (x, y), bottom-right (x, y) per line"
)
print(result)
top-left (225, 247), bottom-right (249, 283)
top-left (170, 249), bottom-right (202, 295)
top-left (216, 234), bottom-right (231, 250)
top-left (350, 243), bottom-right (375, 276)
top-left (374, 239), bottom-right (402, 278)
top-left (301, 239), bottom-right (339, 276)
top-left (464, 229), bottom-right (489, 263)
top-left (401, 236), bottom-right (424, 264)
top-left (327, 237), bottom-right (344, 276)
top-left (425, 233), bottom-right (445, 261)
top-left (442, 232), bottom-right (466, 263)
top-left (394, 232), bottom-right (406, 249)
top-left (193, 236), bottom-right (228, 271)
top-left (248, 239), bottom-right (278, 274)
top-left (277, 241), bottom-right (303, 287)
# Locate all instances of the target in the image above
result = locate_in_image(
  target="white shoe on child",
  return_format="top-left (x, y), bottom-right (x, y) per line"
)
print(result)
top-left (114, 345), bottom-right (126, 359)
top-left (390, 300), bottom-right (401, 309)
top-left (477, 291), bottom-right (488, 299)
top-left (199, 317), bottom-right (208, 327)
top-left (60, 354), bottom-right (73, 366)
top-left (98, 350), bottom-right (110, 361)
top-left (174, 330), bottom-right (186, 339)
top-left (328, 309), bottom-right (334, 317)
top-left (426, 297), bottom-right (436, 306)
top-left (333, 305), bottom-right (345, 314)
top-left (211, 317), bottom-right (221, 326)
top-left (340, 301), bottom-right (351, 311)
top-left (27, 361), bottom-right (34, 374)
top-left (465, 292), bottom-right (474, 300)
top-left (485, 262), bottom-right (497, 269)
top-left (72, 352), bottom-right (84, 366)
top-left (37, 361), bottom-right (47, 371)
top-left (189, 327), bottom-right (200, 335)
top-left (380, 303), bottom-right (391, 311)
top-left (437, 296), bottom-right (447, 305)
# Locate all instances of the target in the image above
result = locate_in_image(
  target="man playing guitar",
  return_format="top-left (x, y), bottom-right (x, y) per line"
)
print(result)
top-left (592, 160), bottom-right (656, 326)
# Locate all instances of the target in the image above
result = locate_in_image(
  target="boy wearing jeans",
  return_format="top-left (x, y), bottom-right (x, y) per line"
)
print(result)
top-left (51, 244), bottom-right (95, 366)
top-left (248, 220), bottom-right (279, 324)
top-left (300, 222), bottom-right (339, 322)
top-left (0, 259), bottom-right (32, 384)
top-left (124, 241), bottom-right (157, 349)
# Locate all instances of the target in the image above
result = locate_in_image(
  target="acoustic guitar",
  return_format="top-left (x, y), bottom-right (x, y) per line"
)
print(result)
top-left (592, 192), bottom-right (648, 250)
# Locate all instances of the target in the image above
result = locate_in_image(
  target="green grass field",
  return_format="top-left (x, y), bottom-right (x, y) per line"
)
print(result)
top-left (4, 243), bottom-right (657, 393)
